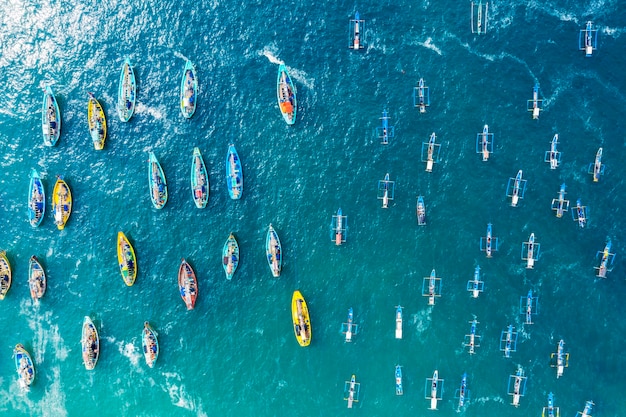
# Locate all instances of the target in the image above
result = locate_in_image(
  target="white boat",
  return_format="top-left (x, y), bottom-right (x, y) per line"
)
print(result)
top-left (395, 305), bottom-right (403, 339)
top-left (521, 233), bottom-right (540, 269)
top-left (425, 370), bottom-right (443, 410)
top-left (520, 289), bottom-right (539, 324)
top-left (466, 265), bottom-right (484, 298)
top-left (500, 325), bottom-right (518, 358)
top-left (588, 147), bottom-right (604, 182)
top-left (545, 134), bottom-right (561, 169)
top-left (476, 124), bottom-right (494, 161)
top-left (330, 208), bottom-right (347, 245)
top-left (507, 366), bottom-right (527, 407)
top-left (343, 374), bottom-right (360, 408)
top-left (551, 183), bottom-right (570, 218)
top-left (454, 373), bottom-right (470, 410)
top-left (377, 173), bottom-right (395, 208)
top-left (470, 1), bottom-right (488, 34)
top-left (595, 239), bottom-right (615, 278)
top-left (340, 308), bottom-right (359, 342)
top-left (480, 223), bottom-right (499, 258)
top-left (550, 339), bottom-right (569, 379)
top-left (348, 12), bottom-right (365, 50)
top-left (413, 78), bottom-right (430, 113)
top-left (416, 196), bottom-right (426, 226)
top-left (464, 319), bottom-right (481, 354)
top-left (572, 198), bottom-right (588, 228)
top-left (422, 269), bottom-right (442, 306)
top-left (506, 170), bottom-right (527, 207)
top-left (527, 83), bottom-right (543, 119)
top-left (577, 400), bottom-right (594, 417)
top-left (421, 132), bottom-right (441, 172)
top-left (579, 21), bottom-right (598, 57)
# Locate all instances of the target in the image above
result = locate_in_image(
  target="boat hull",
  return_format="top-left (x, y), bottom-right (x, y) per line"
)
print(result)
top-left (222, 233), bottom-right (239, 280)
top-left (266, 224), bottom-right (282, 277)
top-left (0, 252), bottom-right (11, 300)
top-left (226, 144), bottom-right (243, 200)
top-left (87, 93), bottom-right (107, 150)
top-left (292, 290), bottom-right (311, 346)
top-left (191, 147), bottom-right (209, 208)
top-left (14, 344), bottom-right (35, 389)
top-left (42, 86), bottom-right (61, 146)
top-left (148, 152), bottom-right (168, 209)
top-left (28, 256), bottom-right (46, 301)
top-left (142, 322), bottom-right (159, 368)
top-left (28, 169), bottom-right (45, 227)
top-left (117, 58), bottom-right (136, 122)
top-left (180, 60), bottom-right (198, 118)
top-left (82, 316), bottom-right (99, 370)
top-left (117, 232), bottom-right (137, 286)
top-left (178, 259), bottom-right (198, 310)
top-left (52, 177), bottom-right (72, 230)
top-left (277, 64), bottom-right (296, 125)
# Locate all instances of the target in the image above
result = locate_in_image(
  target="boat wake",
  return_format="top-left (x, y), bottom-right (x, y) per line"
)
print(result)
top-left (135, 102), bottom-right (165, 120)
top-left (259, 48), bottom-right (284, 65)
top-left (419, 37), bottom-right (442, 55)
top-left (118, 339), bottom-right (142, 367)
top-left (411, 309), bottom-right (432, 334)
top-left (163, 372), bottom-right (206, 414)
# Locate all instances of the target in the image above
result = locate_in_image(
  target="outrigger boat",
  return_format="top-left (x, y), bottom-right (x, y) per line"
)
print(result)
top-left (0, 251), bottom-right (11, 300)
top-left (476, 124), bottom-right (494, 161)
top-left (340, 307), bottom-right (359, 342)
top-left (266, 224), bottom-right (282, 278)
top-left (87, 92), bottom-right (107, 150)
top-left (81, 316), bottom-right (99, 370)
top-left (191, 147), bottom-right (209, 208)
top-left (117, 57), bottom-right (136, 122)
top-left (292, 290), bottom-right (311, 347)
top-left (14, 344), bottom-right (35, 390)
top-left (376, 109), bottom-right (394, 145)
top-left (222, 233), bottom-right (239, 280)
top-left (142, 322), bottom-right (159, 368)
top-left (413, 78), bottom-right (430, 113)
top-left (499, 325), bottom-right (518, 358)
top-left (148, 152), bottom-right (168, 209)
top-left (595, 239), bottom-right (615, 278)
top-left (178, 259), bottom-right (198, 310)
top-left (507, 366), bottom-right (527, 407)
top-left (277, 63), bottom-right (296, 125)
top-left (576, 400), bottom-right (594, 417)
top-left (226, 144), bottom-right (243, 200)
top-left (527, 83), bottom-right (543, 119)
top-left (343, 374), bottom-right (360, 408)
top-left (377, 173), bottom-right (395, 208)
top-left (117, 231), bottom-right (137, 286)
top-left (464, 319), bottom-right (481, 354)
top-left (551, 183), bottom-right (570, 218)
top-left (180, 59), bottom-right (198, 119)
top-left (545, 134), bottom-right (561, 169)
top-left (28, 168), bottom-right (45, 227)
top-left (572, 198), bottom-right (588, 228)
top-left (41, 85), bottom-right (61, 146)
top-left (454, 373), bottom-right (470, 411)
top-left (588, 147), bottom-right (604, 182)
top-left (421, 132), bottom-right (441, 172)
top-left (395, 305), bottom-right (403, 339)
top-left (52, 176), bottom-right (72, 230)
top-left (330, 208), bottom-right (348, 245)
top-left (506, 170), bottom-right (527, 207)
top-left (395, 365), bottom-right (403, 395)
top-left (550, 339), bottom-right (569, 379)
top-left (579, 21), bottom-right (598, 57)
top-left (520, 289), bottom-right (539, 324)
top-left (470, 1), bottom-right (488, 34)
top-left (422, 269), bottom-right (442, 306)
top-left (348, 12), bottom-right (365, 50)
top-left (467, 265), bottom-right (484, 298)
top-left (542, 392), bottom-right (560, 417)
top-left (416, 196), bottom-right (426, 225)
top-left (28, 255), bottom-right (46, 301)
top-left (480, 223), bottom-right (499, 258)
top-left (521, 233), bottom-right (540, 269)
top-left (425, 370), bottom-right (444, 410)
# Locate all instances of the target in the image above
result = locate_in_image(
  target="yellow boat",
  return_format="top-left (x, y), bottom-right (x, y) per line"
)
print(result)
top-left (87, 92), bottom-right (107, 150)
top-left (0, 251), bottom-right (11, 300)
top-left (117, 232), bottom-right (137, 286)
top-left (52, 176), bottom-right (72, 230)
top-left (291, 290), bottom-right (311, 347)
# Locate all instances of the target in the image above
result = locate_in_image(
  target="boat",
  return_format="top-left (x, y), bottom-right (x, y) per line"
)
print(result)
top-left (292, 290), bottom-right (311, 347)
top-left (0, 251), bottom-right (11, 300)
top-left (266, 224), bottom-right (282, 278)
top-left (572, 198), bottom-right (588, 228)
top-left (579, 21), bottom-right (598, 57)
top-left (413, 78), bottom-right (430, 113)
top-left (545, 134), bottom-right (561, 169)
top-left (148, 151), bottom-right (168, 209)
top-left (41, 85), bottom-right (61, 146)
top-left (87, 92), bottom-right (107, 150)
top-left (476, 124), bottom-right (494, 161)
top-left (542, 392), bottom-right (560, 417)
top-left (507, 366), bottom-right (527, 407)
top-left (506, 170), bottom-right (527, 207)
top-left (330, 208), bottom-right (347, 245)
top-left (521, 233), bottom-right (540, 269)
top-left (500, 325), bottom-right (518, 358)
top-left (454, 373), bottom-right (469, 410)
top-left (464, 319), bottom-right (481, 354)
top-left (425, 370), bottom-right (443, 410)
top-left (142, 322), bottom-right (159, 368)
top-left (577, 400), bottom-right (594, 417)
top-left (416, 196), bottom-right (426, 225)
top-left (14, 344), bottom-right (35, 390)
top-left (377, 173), bottom-right (395, 208)
top-left (480, 223), bottom-right (499, 257)
top-left (588, 147), bottom-right (604, 182)
top-left (395, 305), bottom-right (403, 339)
top-left (180, 59), bottom-right (198, 118)
top-left (28, 168), bottom-right (45, 227)
top-left (344, 374), bottom-right (360, 408)
top-left (550, 339), bottom-right (569, 379)
top-left (421, 132), bottom-right (441, 172)
top-left (276, 64), bottom-right (296, 125)
top-left (376, 109), bottom-right (394, 144)
top-left (527, 83), bottom-right (543, 119)
top-left (117, 231), bottom-right (137, 286)
top-left (340, 307), bottom-right (359, 342)
top-left (222, 233), bottom-right (239, 280)
top-left (551, 183), bottom-right (570, 218)
top-left (395, 365), bottom-right (403, 395)
top-left (595, 239), bottom-right (615, 278)
top-left (117, 57), bottom-right (136, 122)
top-left (348, 12), bottom-right (365, 50)
top-left (226, 144), bottom-right (243, 200)
top-left (466, 265), bottom-right (484, 298)
top-left (520, 289), bottom-right (539, 324)
top-left (190, 147), bottom-right (209, 208)
top-left (471, 1), bottom-right (488, 34)
top-left (28, 255), bottom-right (46, 301)
top-left (52, 176), bottom-right (72, 230)
top-left (422, 269), bottom-right (442, 306)
top-left (178, 259), bottom-right (198, 310)
top-left (81, 316), bottom-right (99, 370)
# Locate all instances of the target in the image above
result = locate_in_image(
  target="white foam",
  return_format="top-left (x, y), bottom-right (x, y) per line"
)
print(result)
top-left (411, 308), bottom-right (432, 334)
top-left (259, 47), bottom-right (284, 65)
top-left (118, 339), bottom-right (142, 367)
top-left (41, 366), bottom-right (68, 417)
top-left (135, 102), bottom-right (166, 120)
top-left (419, 37), bottom-right (443, 56)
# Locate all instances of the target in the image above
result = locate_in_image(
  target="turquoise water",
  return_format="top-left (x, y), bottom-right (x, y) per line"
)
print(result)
top-left (0, 0), bottom-right (625, 415)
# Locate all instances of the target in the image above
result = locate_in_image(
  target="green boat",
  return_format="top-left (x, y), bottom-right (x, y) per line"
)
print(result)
top-left (276, 64), bottom-right (296, 125)
top-left (222, 233), bottom-right (239, 280)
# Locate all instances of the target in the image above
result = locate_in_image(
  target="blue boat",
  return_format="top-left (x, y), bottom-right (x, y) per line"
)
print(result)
top-left (28, 255), bottom-right (46, 301)
top-left (348, 12), bottom-right (365, 50)
top-left (577, 400), bottom-right (594, 417)
top-left (180, 59), bottom-right (198, 118)
top-left (41, 85), bottom-right (61, 146)
top-left (266, 224), bottom-right (282, 278)
top-left (14, 344), bottom-right (34, 390)
top-left (395, 365), bottom-right (403, 395)
top-left (542, 392), bottom-right (559, 417)
top-left (28, 168), bottom-right (45, 227)
top-left (117, 57), bottom-right (136, 122)
top-left (226, 144), bottom-right (243, 200)
top-left (454, 373), bottom-right (470, 410)
top-left (148, 152), bottom-right (168, 209)
top-left (277, 64), bottom-right (296, 125)
top-left (527, 83), bottom-right (543, 119)
top-left (330, 208), bottom-right (348, 245)
top-left (375, 110), bottom-right (394, 144)
top-left (416, 196), bottom-right (426, 225)
top-left (190, 147), bottom-right (209, 208)
top-left (480, 223), bottom-right (499, 257)
top-left (413, 78), bottom-right (430, 113)
top-left (572, 198), bottom-right (588, 228)
top-left (579, 21), bottom-right (598, 57)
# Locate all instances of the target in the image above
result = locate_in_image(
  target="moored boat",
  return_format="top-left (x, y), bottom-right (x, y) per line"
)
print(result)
top-left (14, 344), bottom-right (35, 390)
top-left (180, 59), bottom-right (198, 118)
top-left (277, 64), bottom-right (296, 125)
top-left (117, 232), bottom-right (137, 286)
top-left (52, 176), bottom-right (72, 230)
top-left (148, 151), bottom-right (168, 209)
top-left (222, 233), bottom-right (239, 280)
top-left (348, 12), bottom-right (365, 50)
top-left (190, 147), bottom-right (209, 208)
top-left (0, 251), bottom-right (11, 300)
top-left (28, 168), bottom-right (45, 227)
top-left (395, 305), bottom-right (403, 339)
top-left (226, 144), bottom-right (243, 200)
top-left (417, 196), bottom-right (426, 225)
top-left (81, 316), bottom-right (99, 370)
top-left (117, 58), bottom-right (136, 122)
top-left (41, 85), bottom-right (61, 146)
top-left (292, 290), bottom-right (311, 346)
top-left (142, 322), bottom-right (159, 368)
top-left (87, 92), bottom-right (107, 150)
top-left (28, 255), bottom-right (46, 301)
top-left (178, 258), bottom-right (198, 310)
top-left (395, 365), bottom-right (403, 395)
top-left (266, 224), bottom-right (282, 278)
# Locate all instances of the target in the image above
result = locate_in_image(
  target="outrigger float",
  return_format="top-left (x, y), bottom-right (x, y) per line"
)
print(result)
top-left (467, 265), bottom-right (484, 298)
top-left (595, 239), bottom-right (615, 278)
top-left (422, 269), bottom-right (442, 306)
top-left (500, 325), bottom-right (518, 358)
top-left (395, 365), bottom-right (403, 395)
top-left (551, 183), bottom-right (570, 218)
top-left (425, 370), bottom-right (444, 410)
top-left (542, 392), bottom-right (560, 417)
top-left (376, 109), bottom-right (394, 145)
top-left (454, 373), bottom-right (470, 411)
top-left (470, 1), bottom-right (488, 34)
top-left (545, 134), bottom-right (561, 169)
top-left (476, 124), bottom-right (494, 161)
top-left (413, 78), bottom-right (430, 113)
top-left (348, 12), bottom-right (365, 50)
top-left (527, 83), bottom-right (543, 119)
top-left (579, 21), bottom-right (598, 57)
top-left (550, 339), bottom-right (569, 379)
top-left (344, 374), bottom-right (361, 408)
top-left (464, 319), bottom-right (481, 354)
top-left (340, 308), bottom-right (359, 342)
top-left (576, 400), bottom-right (594, 417)
top-left (395, 305), bottom-right (403, 339)
top-left (506, 170), bottom-right (527, 207)
top-left (507, 366), bottom-right (527, 407)
top-left (521, 233), bottom-right (540, 269)
top-left (421, 132), bottom-right (441, 172)
top-left (330, 208), bottom-right (348, 245)
top-left (588, 147), bottom-right (604, 182)
top-left (377, 173), bottom-right (395, 208)
top-left (480, 223), bottom-right (499, 258)
top-left (520, 289), bottom-right (539, 324)
top-left (416, 196), bottom-right (427, 226)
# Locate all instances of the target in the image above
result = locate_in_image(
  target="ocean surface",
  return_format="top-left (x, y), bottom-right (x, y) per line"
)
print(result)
top-left (0, 0), bottom-right (625, 415)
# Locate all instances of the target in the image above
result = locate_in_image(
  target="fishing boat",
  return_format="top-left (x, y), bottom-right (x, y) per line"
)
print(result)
top-left (52, 176), bottom-right (72, 230)
top-left (476, 124), bottom-right (494, 161)
top-left (117, 232), bottom-right (137, 286)
top-left (588, 147), bottom-right (604, 182)
top-left (466, 265), bottom-right (484, 298)
top-left (464, 319), bottom-right (481, 354)
top-left (471, 1), bottom-right (488, 34)
top-left (142, 322), bottom-right (159, 368)
top-left (416, 196), bottom-right (426, 225)
top-left (395, 305), bottom-right (403, 339)
top-left (266, 224), bottom-right (282, 277)
top-left (377, 173), bottom-right (395, 208)
top-left (506, 170), bottom-right (527, 207)
top-left (226, 144), bottom-right (243, 200)
top-left (343, 374), bottom-right (360, 408)
top-left (376, 109), bottom-right (394, 144)
top-left (330, 208), bottom-right (347, 245)
top-left (521, 233), bottom-right (540, 269)
top-left (527, 83), bottom-right (543, 119)
top-left (551, 183), bottom-right (570, 218)
top-left (425, 370), bottom-right (443, 410)
top-left (0, 251), bottom-right (11, 300)
top-left (81, 316), bottom-right (99, 370)
top-left (180, 59), bottom-right (198, 118)
top-left (413, 78), bottom-right (430, 113)
top-left (542, 392), bottom-right (560, 417)
top-left (276, 64), bottom-right (296, 125)
top-left (545, 134), bottom-right (561, 169)
top-left (28, 168), bottom-right (45, 227)
top-left (190, 147), bottom-right (209, 208)
top-left (480, 223), bottom-right (499, 257)
top-left (579, 21), bottom-right (598, 57)
top-left (148, 151), bottom-right (168, 209)
top-left (550, 339), bottom-right (569, 379)
top-left (422, 269), bottom-right (442, 306)
top-left (41, 85), bottom-right (61, 146)
top-left (178, 259), bottom-right (198, 310)
top-left (117, 58), bottom-right (136, 122)
top-left (87, 92), bottom-right (107, 150)
top-left (520, 289), bottom-right (539, 324)
top-left (595, 239), bottom-right (615, 278)
top-left (507, 366), bottom-right (527, 407)
top-left (577, 400), bottom-right (594, 417)
top-left (14, 344), bottom-right (35, 390)
top-left (222, 233), bottom-right (239, 280)
top-left (572, 198), bottom-right (588, 228)
top-left (348, 12), bottom-right (365, 50)
top-left (340, 307), bottom-right (359, 342)
top-left (395, 365), bottom-right (403, 395)
top-left (292, 290), bottom-right (311, 347)
top-left (454, 373), bottom-right (470, 410)
top-left (421, 132), bottom-right (441, 172)
top-left (500, 325), bottom-right (518, 358)
top-left (28, 255), bottom-right (46, 301)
